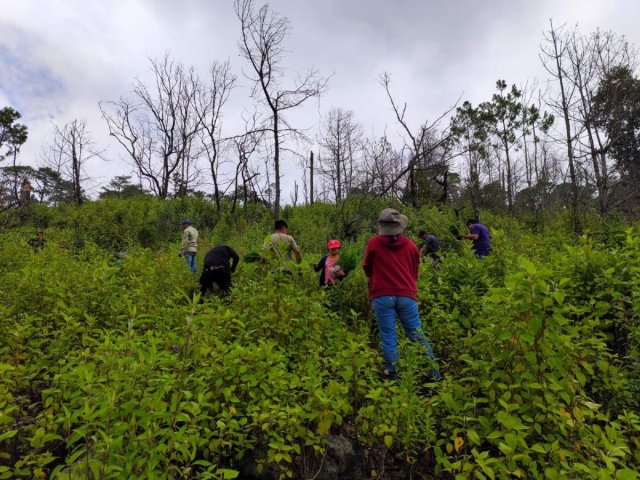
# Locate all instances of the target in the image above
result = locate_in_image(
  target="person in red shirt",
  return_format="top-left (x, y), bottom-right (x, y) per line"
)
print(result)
top-left (363, 208), bottom-right (440, 380)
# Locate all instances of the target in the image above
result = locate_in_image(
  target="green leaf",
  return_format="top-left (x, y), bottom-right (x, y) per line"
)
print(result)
top-left (531, 443), bottom-right (548, 454)
top-left (384, 435), bottom-right (393, 448)
top-left (440, 392), bottom-right (460, 412)
top-left (521, 258), bottom-right (536, 275)
top-left (617, 469), bottom-right (639, 480)
top-left (0, 430), bottom-right (17, 443)
top-left (467, 429), bottom-right (480, 445)
top-left (218, 469), bottom-right (240, 479)
top-left (552, 291), bottom-right (565, 305)
top-left (529, 316), bottom-right (542, 335)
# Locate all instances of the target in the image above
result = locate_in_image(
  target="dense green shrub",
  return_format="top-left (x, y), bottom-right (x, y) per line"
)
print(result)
top-left (1, 200), bottom-right (639, 479)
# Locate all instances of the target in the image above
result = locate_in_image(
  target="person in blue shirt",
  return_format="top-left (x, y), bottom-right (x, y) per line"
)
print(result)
top-left (462, 219), bottom-right (491, 258)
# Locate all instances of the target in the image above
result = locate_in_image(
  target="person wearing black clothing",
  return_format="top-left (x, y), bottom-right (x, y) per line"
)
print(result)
top-left (27, 232), bottom-right (46, 251)
top-left (199, 245), bottom-right (240, 298)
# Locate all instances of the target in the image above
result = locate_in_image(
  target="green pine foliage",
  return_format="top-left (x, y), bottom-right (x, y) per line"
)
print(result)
top-left (449, 224), bottom-right (461, 238)
top-left (337, 248), bottom-right (358, 273)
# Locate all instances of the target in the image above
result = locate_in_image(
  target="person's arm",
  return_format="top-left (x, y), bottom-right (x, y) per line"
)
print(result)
top-left (290, 237), bottom-right (302, 264)
top-left (362, 241), bottom-right (373, 278)
top-left (463, 225), bottom-right (480, 241)
top-left (419, 243), bottom-right (427, 256)
top-left (229, 247), bottom-right (240, 273)
top-left (313, 256), bottom-right (326, 272)
top-left (179, 230), bottom-right (187, 256)
top-left (413, 248), bottom-right (420, 280)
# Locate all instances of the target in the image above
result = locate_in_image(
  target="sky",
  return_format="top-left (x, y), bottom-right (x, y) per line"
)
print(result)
top-left (2, 0), bottom-right (639, 199)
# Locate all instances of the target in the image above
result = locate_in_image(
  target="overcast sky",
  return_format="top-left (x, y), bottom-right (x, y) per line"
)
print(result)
top-left (2, 0), bottom-right (639, 198)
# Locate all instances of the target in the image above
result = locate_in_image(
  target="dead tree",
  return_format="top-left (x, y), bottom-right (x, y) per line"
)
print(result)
top-left (100, 53), bottom-right (203, 198)
top-left (309, 151), bottom-right (314, 204)
top-left (195, 60), bottom-right (237, 211)
top-left (290, 181), bottom-right (299, 207)
top-left (230, 129), bottom-right (262, 213)
top-left (19, 178), bottom-right (32, 207)
top-left (361, 135), bottom-right (399, 197)
top-left (567, 29), bottom-right (637, 218)
top-left (234, 0), bottom-right (328, 221)
top-left (540, 21), bottom-right (583, 234)
top-left (379, 72), bottom-right (457, 205)
top-left (46, 119), bottom-right (103, 205)
top-left (317, 108), bottom-right (363, 202)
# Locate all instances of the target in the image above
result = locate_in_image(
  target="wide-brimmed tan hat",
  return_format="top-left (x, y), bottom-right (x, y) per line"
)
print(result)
top-left (378, 208), bottom-right (408, 235)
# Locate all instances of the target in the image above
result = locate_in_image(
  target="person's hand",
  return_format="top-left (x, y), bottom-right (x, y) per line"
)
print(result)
top-left (312, 263), bottom-right (318, 269)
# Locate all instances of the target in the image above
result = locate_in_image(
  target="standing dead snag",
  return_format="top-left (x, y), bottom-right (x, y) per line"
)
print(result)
top-left (378, 71), bottom-right (456, 205)
top-left (100, 53), bottom-right (203, 198)
top-left (195, 60), bottom-right (237, 212)
top-left (46, 119), bottom-right (103, 205)
top-left (234, 0), bottom-right (328, 221)
top-left (317, 108), bottom-right (363, 202)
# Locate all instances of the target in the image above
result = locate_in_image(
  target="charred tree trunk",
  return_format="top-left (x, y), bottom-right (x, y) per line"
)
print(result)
top-left (309, 150), bottom-right (314, 205)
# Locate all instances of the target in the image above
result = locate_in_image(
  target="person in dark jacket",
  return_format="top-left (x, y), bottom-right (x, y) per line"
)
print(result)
top-left (363, 209), bottom-right (440, 380)
top-left (313, 239), bottom-right (347, 287)
top-left (418, 230), bottom-right (441, 266)
top-left (199, 245), bottom-right (240, 298)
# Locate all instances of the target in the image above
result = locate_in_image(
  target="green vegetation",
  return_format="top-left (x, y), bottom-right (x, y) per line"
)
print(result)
top-left (243, 251), bottom-right (261, 264)
top-left (337, 249), bottom-right (358, 274)
top-left (1, 197), bottom-right (640, 479)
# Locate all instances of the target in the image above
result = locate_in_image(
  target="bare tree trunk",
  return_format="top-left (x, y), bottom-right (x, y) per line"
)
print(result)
top-left (500, 120), bottom-right (514, 215)
top-left (409, 166), bottom-right (417, 207)
top-left (235, 0), bottom-right (327, 222)
top-left (273, 116), bottom-right (281, 220)
top-left (290, 180), bottom-right (299, 207)
top-left (11, 149), bottom-right (19, 202)
top-left (542, 21), bottom-right (581, 234)
top-left (309, 150), bottom-right (314, 205)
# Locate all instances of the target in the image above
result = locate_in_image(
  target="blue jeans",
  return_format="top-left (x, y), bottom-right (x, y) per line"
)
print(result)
top-left (184, 252), bottom-right (197, 273)
top-left (372, 296), bottom-right (440, 379)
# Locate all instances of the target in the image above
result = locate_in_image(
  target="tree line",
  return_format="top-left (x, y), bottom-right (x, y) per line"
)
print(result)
top-left (1, 3), bottom-right (639, 230)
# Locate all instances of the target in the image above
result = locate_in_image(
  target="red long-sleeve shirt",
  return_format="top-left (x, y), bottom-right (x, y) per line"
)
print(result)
top-left (362, 235), bottom-right (420, 300)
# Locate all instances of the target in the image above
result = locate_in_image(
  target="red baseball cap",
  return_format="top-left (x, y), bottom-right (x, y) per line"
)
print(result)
top-left (327, 239), bottom-right (341, 249)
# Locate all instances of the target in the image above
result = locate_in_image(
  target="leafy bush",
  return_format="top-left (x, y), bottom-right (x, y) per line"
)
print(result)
top-left (1, 200), bottom-right (639, 479)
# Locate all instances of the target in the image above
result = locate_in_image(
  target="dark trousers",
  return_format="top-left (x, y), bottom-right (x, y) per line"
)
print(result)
top-left (199, 266), bottom-right (232, 297)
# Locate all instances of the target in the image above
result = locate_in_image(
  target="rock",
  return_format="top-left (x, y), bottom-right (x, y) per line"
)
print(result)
top-left (236, 454), bottom-right (276, 480)
top-left (315, 435), bottom-right (363, 480)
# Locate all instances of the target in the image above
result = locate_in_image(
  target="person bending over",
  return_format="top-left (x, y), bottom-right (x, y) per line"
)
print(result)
top-left (200, 244), bottom-right (239, 298)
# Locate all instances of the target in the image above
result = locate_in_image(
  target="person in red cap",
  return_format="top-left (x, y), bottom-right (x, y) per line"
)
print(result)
top-left (313, 239), bottom-right (347, 287)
